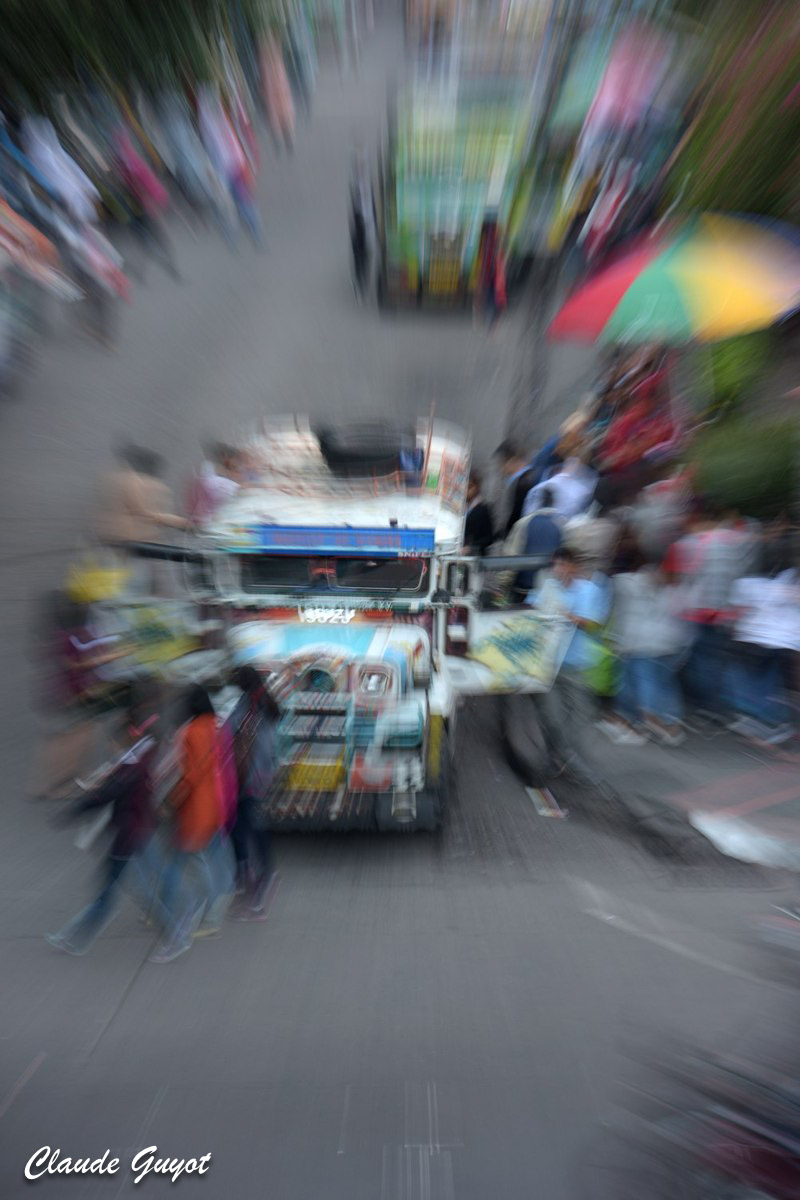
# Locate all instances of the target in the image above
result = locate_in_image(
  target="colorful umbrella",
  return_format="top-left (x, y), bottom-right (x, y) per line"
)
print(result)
top-left (548, 214), bottom-right (800, 345)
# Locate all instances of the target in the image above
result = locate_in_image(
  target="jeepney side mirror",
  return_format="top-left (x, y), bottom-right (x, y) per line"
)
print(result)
top-left (431, 587), bottom-right (451, 606)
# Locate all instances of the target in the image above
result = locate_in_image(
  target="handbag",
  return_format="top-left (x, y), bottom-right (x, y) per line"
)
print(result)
top-left (583, 630), bottom-right (621, 697)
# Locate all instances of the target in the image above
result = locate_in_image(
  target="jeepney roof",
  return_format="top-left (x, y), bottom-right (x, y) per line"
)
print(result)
top-left (203, 416), bottom-right (470, 551)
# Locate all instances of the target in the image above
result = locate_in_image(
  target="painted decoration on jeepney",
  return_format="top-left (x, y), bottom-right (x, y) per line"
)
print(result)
top-left (466, 612), bottom-right (567, 691)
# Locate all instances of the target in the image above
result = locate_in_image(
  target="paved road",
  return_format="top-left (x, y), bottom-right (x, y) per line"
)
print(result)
top-left (0, 16), bottom-right (794, 1200)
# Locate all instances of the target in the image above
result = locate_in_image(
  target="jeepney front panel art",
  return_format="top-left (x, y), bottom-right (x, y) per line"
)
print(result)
top-left (227, 619), bottom-right (431, 796)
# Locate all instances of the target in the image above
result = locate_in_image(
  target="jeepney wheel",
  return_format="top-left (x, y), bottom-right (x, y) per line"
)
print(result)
top-left (496, 694), bottom-right (550, 788)
top-left (418, 726), bottom-right (452, 832)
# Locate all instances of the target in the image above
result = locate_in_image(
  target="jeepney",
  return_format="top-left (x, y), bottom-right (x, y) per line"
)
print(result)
top-left (187, 416), bottom-right (568, 832)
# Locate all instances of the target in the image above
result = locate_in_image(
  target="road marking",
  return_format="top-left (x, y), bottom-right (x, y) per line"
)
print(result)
top-left (570, 880), bottom-right (784, 988)
top-left (667, 762), bottom-right (800, 809)
top-left (581, 907), bottom-right (775, 985)
top-left (525, 787), bottom-right (567, 818)
top-left (0, 1051), bottom-right (46, 1120)
top-left (719, 784), bottom-right (800, 819)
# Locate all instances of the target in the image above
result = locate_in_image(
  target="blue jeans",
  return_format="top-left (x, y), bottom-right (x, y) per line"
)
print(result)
top-left (160, 833), bottom-right (234, 942)
top-left (616, 654), bottom-right (683, 726)
top-left (727, 643), bottom-right (791, 728)
top-left (683, 624), bottom-right (730, 714)
top-left (56, 838), bottom-right (167, 952)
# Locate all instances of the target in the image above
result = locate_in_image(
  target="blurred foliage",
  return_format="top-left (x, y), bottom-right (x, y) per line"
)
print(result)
top-left (0, 0), bottom-right (283, 104)
top-left (708, 330), bottom-right (773, 414)
top-left (667, 3), bottom-right (800, 221)
top-left (690, 417), bottom-right (798, 518)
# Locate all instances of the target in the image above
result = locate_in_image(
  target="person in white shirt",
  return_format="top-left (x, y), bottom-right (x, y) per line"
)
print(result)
top-left (187, 443), bottom-right (241, 526)
top-left (727, 558), bottom-right (800, 744)
top-left (598, 555), bottom-right (691, 746)
top-left (523, 456), bottom-right (598, 521)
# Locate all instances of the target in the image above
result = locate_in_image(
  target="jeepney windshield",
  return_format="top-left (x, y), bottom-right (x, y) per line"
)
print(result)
top-left (240, 555), bottom-right (429, 594)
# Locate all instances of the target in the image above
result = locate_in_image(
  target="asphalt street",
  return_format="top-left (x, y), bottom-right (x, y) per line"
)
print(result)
top-left (0, 14), bottom-right (795, 1200)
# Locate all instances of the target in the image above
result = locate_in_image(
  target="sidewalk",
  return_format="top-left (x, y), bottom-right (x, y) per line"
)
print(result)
top-left (579, 718), bottom-right (800, 870)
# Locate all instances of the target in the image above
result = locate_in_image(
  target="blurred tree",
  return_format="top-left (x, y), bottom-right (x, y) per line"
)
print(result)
top-left (0, 0), bottom-right (282, 103)
top-left (690, 417), bottom-right (798, 518)
top-left (666, 2), bottom-right (800, 221)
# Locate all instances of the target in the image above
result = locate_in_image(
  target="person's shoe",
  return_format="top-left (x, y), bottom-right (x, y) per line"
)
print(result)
top-left (192, 924), bottom-right (222, 939)
top-left (596, 719), bottom-right (624, 741)
top-left (234, 905), bottom-right (269, 922)
top-left (727, 715), bottom-right (756, 735)
top-left (615, 728), bottom-right (648, 746)
top-left (149, 939), bottom-right (192, 964)
top-left (754, 723), bottom-right (794, 747)
top-left (234, 874), bottom-right (280, 921)
top-left (46, 933), bottom-right (87, 956)
top-left (658, 727), bottom-right (686, 747)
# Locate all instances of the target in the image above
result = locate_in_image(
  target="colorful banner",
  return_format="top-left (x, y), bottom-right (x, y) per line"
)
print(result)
top-left (464, 611), bottom-right (569, 692)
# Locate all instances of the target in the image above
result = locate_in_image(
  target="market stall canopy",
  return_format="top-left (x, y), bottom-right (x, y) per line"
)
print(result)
top-left (548, 214), bottom-right (800, 345)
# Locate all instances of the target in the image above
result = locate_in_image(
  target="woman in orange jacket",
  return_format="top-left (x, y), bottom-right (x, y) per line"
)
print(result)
top-left (151, 686), bottom-right (235, 963)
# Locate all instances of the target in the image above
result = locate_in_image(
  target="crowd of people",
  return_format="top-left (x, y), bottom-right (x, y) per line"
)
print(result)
top-left (0, 27), bottom-right (310, 358)
top-left (44, 666), bottom-right (282, 964)
top-left (466, 345), bottom-right (799, 777)
top-left (29, 336), bottom-right (798, 957)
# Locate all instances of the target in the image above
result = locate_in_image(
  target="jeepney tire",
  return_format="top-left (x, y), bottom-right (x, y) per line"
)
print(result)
top-left (414, 793), bottom-right (441, 833)
top-left (496, 694), bottom-right (550, 788)
top-left (418, 728), bottom-right (451, 832)
top-left (374, 793), bottom-right (395, 833)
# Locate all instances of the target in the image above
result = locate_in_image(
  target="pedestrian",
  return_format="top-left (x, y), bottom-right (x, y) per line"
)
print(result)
top-left (150, 685), bottom-right (234, 963)
top-left (473, 219), bottom-right (506, 331)
top-left (562, 481), bottom-right (622, 575)
top-left (46, 686), bottom-right (167, 955)
top-left (463, 470), bottom-right (494, 555)
top-left (186, 442), bottom-right (241, 527)
top-left (115, 126), bottom-right (179, 281)
top-left (523, 454), bottom-right (597, 520)
top-left (349, 145), bottom-right (375, 300)
top-left (159, 90), bottom-right (217, 220)
top-left (528, 547), bottom-right (610, 780)
top-left (28, 591), bottom-right (129, 802)
top-left (198, 86), bottom-right (263, 246)
top-left (495, 440), bottom-right (536, 537)
top-left (503, 486), bottom-right (563, 603)
top-left (663, 497), bottom-right (744, 723)
top-left (599, 555), bottom-right (689, 745)
top-left (228, 667), bottom-right (281, 918)
top-left (726, 552), bottom-right (800, 746)
top-left (95, 444), bottom-right (190, 594)
top-left (261, 33), bottom-right (296, 154)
